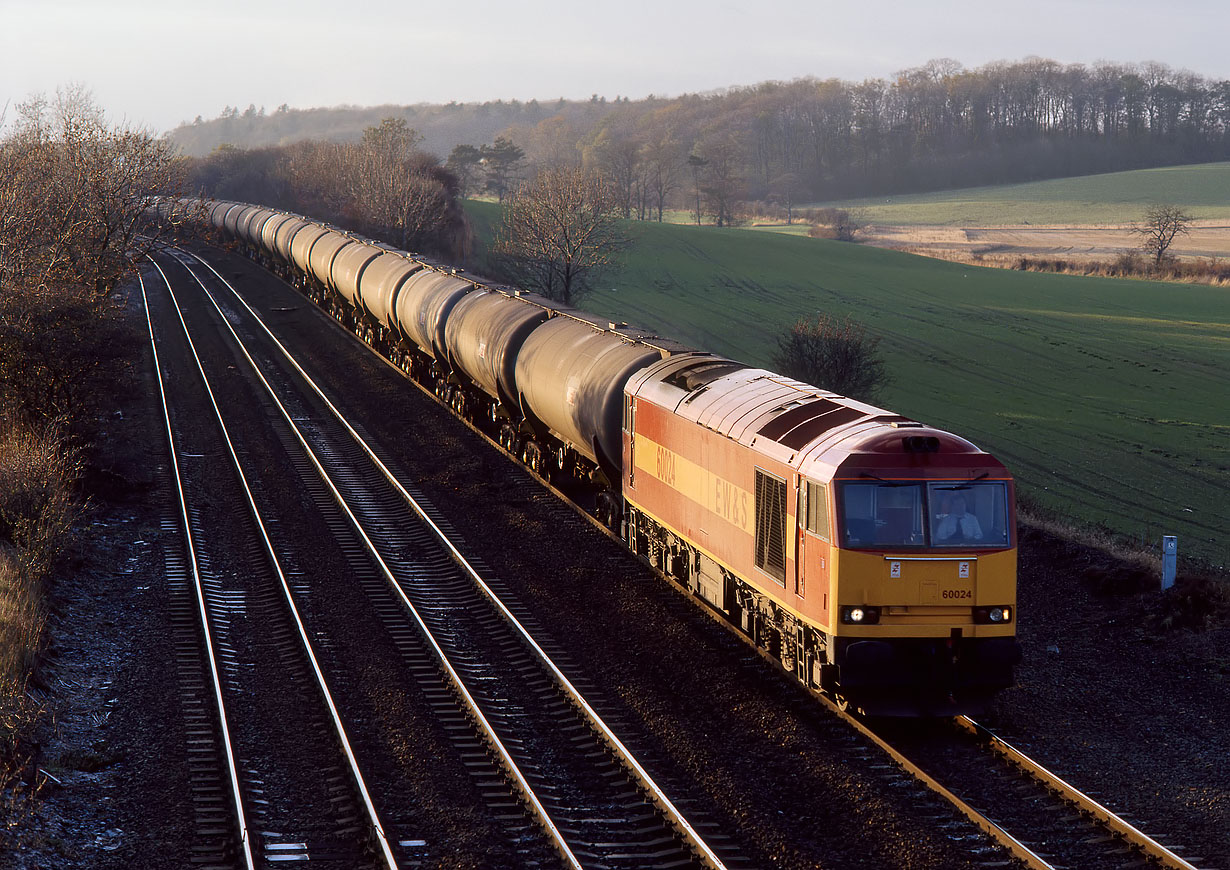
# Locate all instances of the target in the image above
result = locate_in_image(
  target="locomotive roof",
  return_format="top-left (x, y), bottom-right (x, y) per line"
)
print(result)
top-left (628, 353), bottom-right (1007, 482)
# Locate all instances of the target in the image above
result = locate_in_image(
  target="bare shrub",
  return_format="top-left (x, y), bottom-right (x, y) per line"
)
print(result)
top-left (0, 412), bottom-right (77, 763)
top-left (771, 314), bottom-right (889, 402)
top-left (1157, 575), bottom-right (1230, 632)
top-left (0, 87), bottom-right (184, 298)
top-left (0, 284), bottom-right (136, 433)
top-left (0, 414), bottom-right (79, 563)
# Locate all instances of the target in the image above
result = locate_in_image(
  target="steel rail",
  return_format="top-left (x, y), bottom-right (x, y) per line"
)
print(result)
top-left (149, 253), bottom-right (400, 868)
top-left (186, 245), bottom-right (731, 869)
top-left (959, 716), bottom-right (1202, 870)
top-left (819, 696), bottom-right (1058, 870)
top-left (139, 270), bottom-right (256, 870)
top-left (175, 251), bottom-right (587, 870)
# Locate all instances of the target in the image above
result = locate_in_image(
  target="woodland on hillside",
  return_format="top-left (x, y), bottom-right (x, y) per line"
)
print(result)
top-left (172, 57), bottom-right (1230, 212)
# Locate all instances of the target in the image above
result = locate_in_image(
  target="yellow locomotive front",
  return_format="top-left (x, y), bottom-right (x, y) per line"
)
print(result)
top-left (809, 427), bottom-right (1020, 715)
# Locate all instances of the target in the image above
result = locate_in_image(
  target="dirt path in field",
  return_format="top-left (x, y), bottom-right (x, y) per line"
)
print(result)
top-left (861, 219), bottom-right (1230, 265)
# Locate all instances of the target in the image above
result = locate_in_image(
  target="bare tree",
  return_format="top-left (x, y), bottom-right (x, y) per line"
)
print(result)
top-left (771, 314), bottom-right (889, 402)
top-left (1132, 203), bottom-right (1194, 267)
top-left (686, 154), bottom-right (708, 226)
top-left (583, 121), bottom-right (640, 218)
top-left (768, 172), bottom-right (804, 224)
top-left (1, 87), bottom-right (185, 298)
top-left (491, 167), bottom-right (629, 305)
top-left (695, 134), bottom-right (745, 227)
top-left (641, 129), bottom-right (684, 222)
top-left (275, 121), bottom-right (469, 258)
top-left (0, 87), bottom-right (174, 429)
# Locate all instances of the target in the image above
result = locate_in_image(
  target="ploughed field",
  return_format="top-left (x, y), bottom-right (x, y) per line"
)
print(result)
top-left (468, 200), bottom-right (1230, 566)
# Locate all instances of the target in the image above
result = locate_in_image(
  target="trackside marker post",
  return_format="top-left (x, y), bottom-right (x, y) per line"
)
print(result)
top-left (1162, 536), bottom-right (1177, 590)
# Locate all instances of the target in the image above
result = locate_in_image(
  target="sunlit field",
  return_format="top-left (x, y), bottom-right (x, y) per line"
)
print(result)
top-left (804, 161), bottom-right (1230, 226)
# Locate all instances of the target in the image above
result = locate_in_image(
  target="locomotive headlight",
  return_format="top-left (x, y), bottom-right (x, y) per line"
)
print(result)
top-left (842, 606), bottom-right (881, 625)
top-left (974, 606), bottom-right (1012, 624)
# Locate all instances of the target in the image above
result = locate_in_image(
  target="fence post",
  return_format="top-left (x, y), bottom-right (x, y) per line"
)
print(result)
top-left (1161, 536), bottom-right (1177, 590)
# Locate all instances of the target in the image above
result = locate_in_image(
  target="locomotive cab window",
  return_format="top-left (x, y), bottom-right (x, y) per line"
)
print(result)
top-left (754, 469), bottom-right (787, 584)
top-left (929, 481), bottom-right (1010, 548)
top-left (838, 480), bottom-right (1010, 549)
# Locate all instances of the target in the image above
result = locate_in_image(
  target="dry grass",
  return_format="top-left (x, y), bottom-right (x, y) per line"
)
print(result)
top-left (1018, 508), bottom-right (1162, 575)
top-left (0, 411), bottom-right (78, 766)
top-left (1020, 507), bottom-right (1230, 631)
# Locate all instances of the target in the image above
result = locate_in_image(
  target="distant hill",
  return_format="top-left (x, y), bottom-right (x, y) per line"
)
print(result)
top-left (167, 98), bottom-right (620, 161)
top-left (169, 57), bottom-right (1230, 204)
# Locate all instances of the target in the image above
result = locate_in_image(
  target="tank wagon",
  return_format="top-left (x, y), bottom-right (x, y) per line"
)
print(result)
top-left (182, 198), bottom-right (1021, 715)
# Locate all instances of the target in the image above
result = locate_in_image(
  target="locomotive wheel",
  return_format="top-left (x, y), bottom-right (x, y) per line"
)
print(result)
top-left (522, 441), bottom-right (545, 478)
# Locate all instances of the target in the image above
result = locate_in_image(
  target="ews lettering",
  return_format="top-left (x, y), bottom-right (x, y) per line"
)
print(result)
top-left (713, 478), bottom-right (749, 530)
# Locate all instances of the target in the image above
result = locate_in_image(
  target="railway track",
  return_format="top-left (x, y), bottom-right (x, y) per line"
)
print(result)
top-left (168, 237), bottom-right (1219, 870)
top-left (843, 707), bottom-right (1210, 870)
top-left (141, 259), bottom-right (397, 868)
top-left (160, 245), bottom-right (753, 869)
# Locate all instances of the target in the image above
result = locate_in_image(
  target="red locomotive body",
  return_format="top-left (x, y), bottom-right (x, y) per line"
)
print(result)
top-left (623, 354), bottom-right (1019, 715)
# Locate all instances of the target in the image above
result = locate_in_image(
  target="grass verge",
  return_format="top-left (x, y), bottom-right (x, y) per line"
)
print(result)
top-left (0, 414), bottom-right (80, 819)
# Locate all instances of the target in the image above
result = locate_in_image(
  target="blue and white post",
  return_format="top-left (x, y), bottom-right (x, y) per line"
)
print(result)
top-left (1161, 536), bottom-right (1178, 590)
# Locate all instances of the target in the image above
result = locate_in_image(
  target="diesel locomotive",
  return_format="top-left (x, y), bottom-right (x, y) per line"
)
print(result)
top-left (170, 198), bottom-right (1021, 715)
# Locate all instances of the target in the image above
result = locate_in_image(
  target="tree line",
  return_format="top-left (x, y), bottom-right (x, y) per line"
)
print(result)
top-left (173, 57), bottom-right (1230, 216)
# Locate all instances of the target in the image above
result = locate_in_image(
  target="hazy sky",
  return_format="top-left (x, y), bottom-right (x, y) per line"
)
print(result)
top-left (3, 0), bottom-right (1228, 134)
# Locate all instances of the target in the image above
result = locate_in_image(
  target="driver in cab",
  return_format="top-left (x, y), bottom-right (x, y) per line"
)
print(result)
top-left (935, 495), bottom-right (983, 543)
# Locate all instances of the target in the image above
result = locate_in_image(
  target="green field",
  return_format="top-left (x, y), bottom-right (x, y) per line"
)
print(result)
top-left (808, 161), bottom-right (1230, 226)
top-left (467, 201), bottom-right (1229, 565)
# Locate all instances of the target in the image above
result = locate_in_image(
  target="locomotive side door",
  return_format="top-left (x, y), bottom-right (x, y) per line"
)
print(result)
top-left (796, 481), bottom-right (806, 597)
